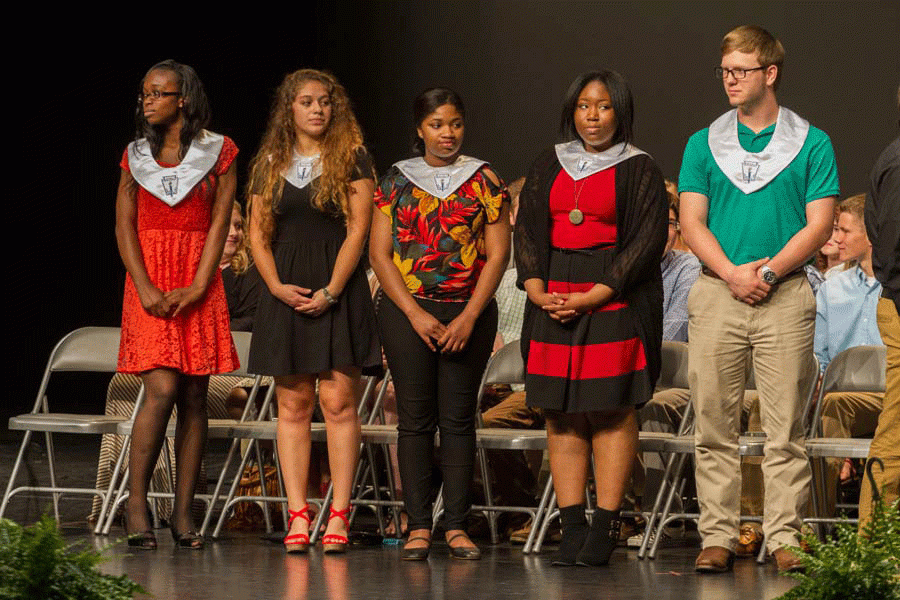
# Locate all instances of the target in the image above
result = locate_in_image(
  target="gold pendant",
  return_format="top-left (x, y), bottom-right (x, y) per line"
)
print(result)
top-left (569, 208), bottom-right (584, 225)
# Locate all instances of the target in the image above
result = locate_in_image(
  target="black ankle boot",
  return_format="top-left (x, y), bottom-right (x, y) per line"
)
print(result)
top-left (576, 507), bottom-right (622, 567)
top-left (552, 504), bottom-right (588, 566)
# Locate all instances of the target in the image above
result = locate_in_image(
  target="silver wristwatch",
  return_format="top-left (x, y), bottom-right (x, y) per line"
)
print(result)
top-left (760, 265), bottom-right (778, 285)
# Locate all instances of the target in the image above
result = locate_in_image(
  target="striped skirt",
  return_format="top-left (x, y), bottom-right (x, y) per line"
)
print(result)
top-left (525, 247), bottom-right (654, 413)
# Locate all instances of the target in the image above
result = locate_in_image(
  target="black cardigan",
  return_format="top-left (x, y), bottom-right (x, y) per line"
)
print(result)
top-left (514, 147), bottom-right (669, 390)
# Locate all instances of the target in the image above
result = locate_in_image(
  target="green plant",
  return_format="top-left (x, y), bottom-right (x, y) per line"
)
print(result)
top-left (0, 516), bottom-right (146, 600)
top-left (777, 496), bottom-right (900, 600)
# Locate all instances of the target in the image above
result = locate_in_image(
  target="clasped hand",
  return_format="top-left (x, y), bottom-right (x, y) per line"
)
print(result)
top-left (725, 257), bottom-right (772, 305)
top-left (139, 285), bottom-right (204, 318)
top-left (535, 291), bottom-right (597, 324)
top-left (275, 284), bottom-right (333, 317)
top-left (409, 308), bottom-right (476, 353)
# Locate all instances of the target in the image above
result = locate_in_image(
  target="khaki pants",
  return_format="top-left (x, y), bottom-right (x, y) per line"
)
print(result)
top-left (859, 298), bottom-right (900, 529)
top-left (819, 391), bottom-right (883, 515)
top-left (688, 274), bottom-right (815, 553)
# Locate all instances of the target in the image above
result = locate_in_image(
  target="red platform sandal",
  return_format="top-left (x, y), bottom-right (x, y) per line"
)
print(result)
top-left (322, 506), bottom-right (350, 554)
top-left (284, 505), bottom-right (312, 553)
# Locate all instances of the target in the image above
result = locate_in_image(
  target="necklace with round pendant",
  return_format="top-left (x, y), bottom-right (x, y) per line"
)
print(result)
top-left (570, 178), bottom-right (586, 225)
top-left (568, 208), bottom-right (584, 225)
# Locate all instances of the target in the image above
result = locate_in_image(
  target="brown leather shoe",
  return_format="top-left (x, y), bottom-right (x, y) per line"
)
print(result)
top-left (695, 546), bottom-right (735, 573)
top-left (772, 547), bottom-right (806, 573)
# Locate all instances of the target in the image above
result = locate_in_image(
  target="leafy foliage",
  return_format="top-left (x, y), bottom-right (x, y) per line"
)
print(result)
top-left (0, 516), bottom-right (146, 600)
top-left (777, 497), bottom-right (900, 600)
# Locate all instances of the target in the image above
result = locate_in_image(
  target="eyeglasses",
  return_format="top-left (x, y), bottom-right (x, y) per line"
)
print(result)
top-left (714, 66), bottom-right (766, 80)
top-left (138, 90), bottom-right (180, 103)
top-left (668, 219), bottom-right (680, 231)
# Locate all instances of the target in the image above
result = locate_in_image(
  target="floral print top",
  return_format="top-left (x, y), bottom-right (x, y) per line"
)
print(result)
top-left (374, 165), bottom-right (508, 300)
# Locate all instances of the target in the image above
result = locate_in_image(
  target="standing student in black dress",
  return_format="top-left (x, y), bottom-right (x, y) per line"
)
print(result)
top-left (370, 88), bottom-right (510, 560)
top-left (247, 69), bottom-right (380, 554)
top-left (515, 71), bottom-right (667, 566)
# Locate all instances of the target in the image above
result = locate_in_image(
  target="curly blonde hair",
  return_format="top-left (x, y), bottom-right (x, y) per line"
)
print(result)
top-left (228, 201), bottom-right (251, 275)
top-left (247, 69), bottom-right (372, 240)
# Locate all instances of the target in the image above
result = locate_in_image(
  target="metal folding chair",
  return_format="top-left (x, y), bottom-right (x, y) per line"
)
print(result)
top-left (639, 351), bottom-right (820, 561)
top-left (805, 345), bottom-right (886, 530)
top-left (2, 327), bottom-right (127, 522)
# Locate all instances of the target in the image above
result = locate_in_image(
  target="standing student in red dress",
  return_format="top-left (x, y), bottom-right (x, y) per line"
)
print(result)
top-left (246, 70), bottom-right (380, 554)
top-left (515, 70), bottom-right (667, 566)
top-left (116, 60), bottom-right (239, 550)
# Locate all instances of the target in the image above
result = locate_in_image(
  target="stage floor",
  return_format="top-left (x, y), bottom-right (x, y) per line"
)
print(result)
top-left (1, 432), bottom-right (799, 600)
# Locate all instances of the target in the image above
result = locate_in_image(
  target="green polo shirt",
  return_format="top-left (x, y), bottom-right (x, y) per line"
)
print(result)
top-left (678, 119), bottom-right (839, 266)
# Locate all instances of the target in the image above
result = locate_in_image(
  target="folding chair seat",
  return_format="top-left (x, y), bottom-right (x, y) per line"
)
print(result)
top-left (2, 327), bottom-right (126, 522)
top-left (805, 345), bottom-right (886, 529)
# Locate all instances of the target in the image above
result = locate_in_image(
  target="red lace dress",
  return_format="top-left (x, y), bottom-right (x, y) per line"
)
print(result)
top-left (117, 137), bottom-right (239, 375)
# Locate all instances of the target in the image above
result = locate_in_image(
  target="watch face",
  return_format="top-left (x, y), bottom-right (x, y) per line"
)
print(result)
top-left (762, 270), bottom-right (777, 284)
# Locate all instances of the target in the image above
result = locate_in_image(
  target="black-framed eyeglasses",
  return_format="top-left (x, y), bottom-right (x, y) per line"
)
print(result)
top-left (715, 66), bottom-right (766, 80)
top-left (138, 90), bottom-right (180, 103)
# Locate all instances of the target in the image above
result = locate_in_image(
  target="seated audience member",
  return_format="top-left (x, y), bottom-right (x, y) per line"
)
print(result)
top-left (814, 194), bottom-right (885, 514)
top-left (805, 209), bottom-right (844, 294)
top-left (90, 203), bottom-right (261, 525)
top-left (479, 177), bottom-right (546, 542)
top-left (665, 180), bottom-right (692, 254)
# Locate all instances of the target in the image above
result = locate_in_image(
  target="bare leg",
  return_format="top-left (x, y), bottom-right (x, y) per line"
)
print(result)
top-left (589, 408), bottom-right (638, 511)
top-left (547, 412), bottom-right (592, 507)
top-left (318, 366), bottom-right (362, 541)
top-left (276, 375), bottom-right (317, 542)
top-left (171, 374), bottom-right (209, 535)
top-left (127, 368), bottom-right (179, 533)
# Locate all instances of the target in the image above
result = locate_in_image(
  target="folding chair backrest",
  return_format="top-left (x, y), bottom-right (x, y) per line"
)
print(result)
top-left (227, 331), bottom-right (254, 377)
top-left (822, 345), bottom-right (887, 395)
top-left (482, 339), bottom-right (525, 387)
top-left (48, 327), bottom-right (122, 373)
top-left (657, 341), bottom-right (689, 390)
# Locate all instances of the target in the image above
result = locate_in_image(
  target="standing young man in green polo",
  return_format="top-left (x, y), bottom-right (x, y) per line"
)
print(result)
top-left (679, 25), bottom-right (839, 574)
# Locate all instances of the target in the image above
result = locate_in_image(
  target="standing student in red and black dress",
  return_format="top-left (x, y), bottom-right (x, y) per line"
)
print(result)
top-left (116, 60), bottom-right (239, 550)
top-left (370, 88), bottom-right (510, 560)
top-left (515, 70), bottom-right (667, 566)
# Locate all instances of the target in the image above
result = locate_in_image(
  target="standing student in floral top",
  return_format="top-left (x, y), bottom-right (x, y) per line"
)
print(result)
top-left (369, 88), bottom-right (510, 561)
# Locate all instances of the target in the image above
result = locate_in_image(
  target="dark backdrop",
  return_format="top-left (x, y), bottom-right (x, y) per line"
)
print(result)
top-left (9, 1), bottom-right (899, 420)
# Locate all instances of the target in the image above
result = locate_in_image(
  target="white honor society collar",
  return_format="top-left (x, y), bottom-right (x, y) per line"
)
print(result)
top-left (282, 152), bottom-right (322, 189)
top-left (555, 141), bottom-right (647, 181)
top-left (707, 107), bottom-right (809, 194)
top-left (395, 155), bottom-right (486, 199)
top-left (127, 130), bottom-right (225, 207)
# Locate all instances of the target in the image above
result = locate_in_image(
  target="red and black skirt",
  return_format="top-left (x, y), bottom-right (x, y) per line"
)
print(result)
top-left (525, 246), bottom-right (654, 413)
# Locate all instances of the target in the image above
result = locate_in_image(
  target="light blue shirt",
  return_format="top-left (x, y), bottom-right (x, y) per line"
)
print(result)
top-left (814, 265), bottom-right (883, 372)
top-left (661, 250), bottom-right (701, 342)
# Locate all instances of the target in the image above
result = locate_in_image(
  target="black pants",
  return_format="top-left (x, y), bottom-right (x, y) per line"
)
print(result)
top-left (378, 293), bottom-right (497, 531)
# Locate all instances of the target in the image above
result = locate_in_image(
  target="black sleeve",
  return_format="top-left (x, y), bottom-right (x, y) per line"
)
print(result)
top-left (514, 149), bottom-right (555, 288)
top-left (596, 155), bottom-right (668, 297)
top-left (351, 146), bottom-right (376, 182)
top-left (867, 137), bottom-right (900, 310)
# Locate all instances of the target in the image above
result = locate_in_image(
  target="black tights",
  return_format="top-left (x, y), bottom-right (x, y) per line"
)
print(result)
top-left (378, 295), bottom-right (497, 531)
top-left (126, 369), bottom-right (208, 534)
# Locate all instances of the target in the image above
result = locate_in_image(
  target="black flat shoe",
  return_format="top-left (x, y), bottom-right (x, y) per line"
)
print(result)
top-left (171, 528), bottom-right (204, 550)
top-left (401, 535), bottom-right (431, 561)
top-left (127, 530), bottom-right (157, 550)
top-left (447, 533), bottom-right (481, 560)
